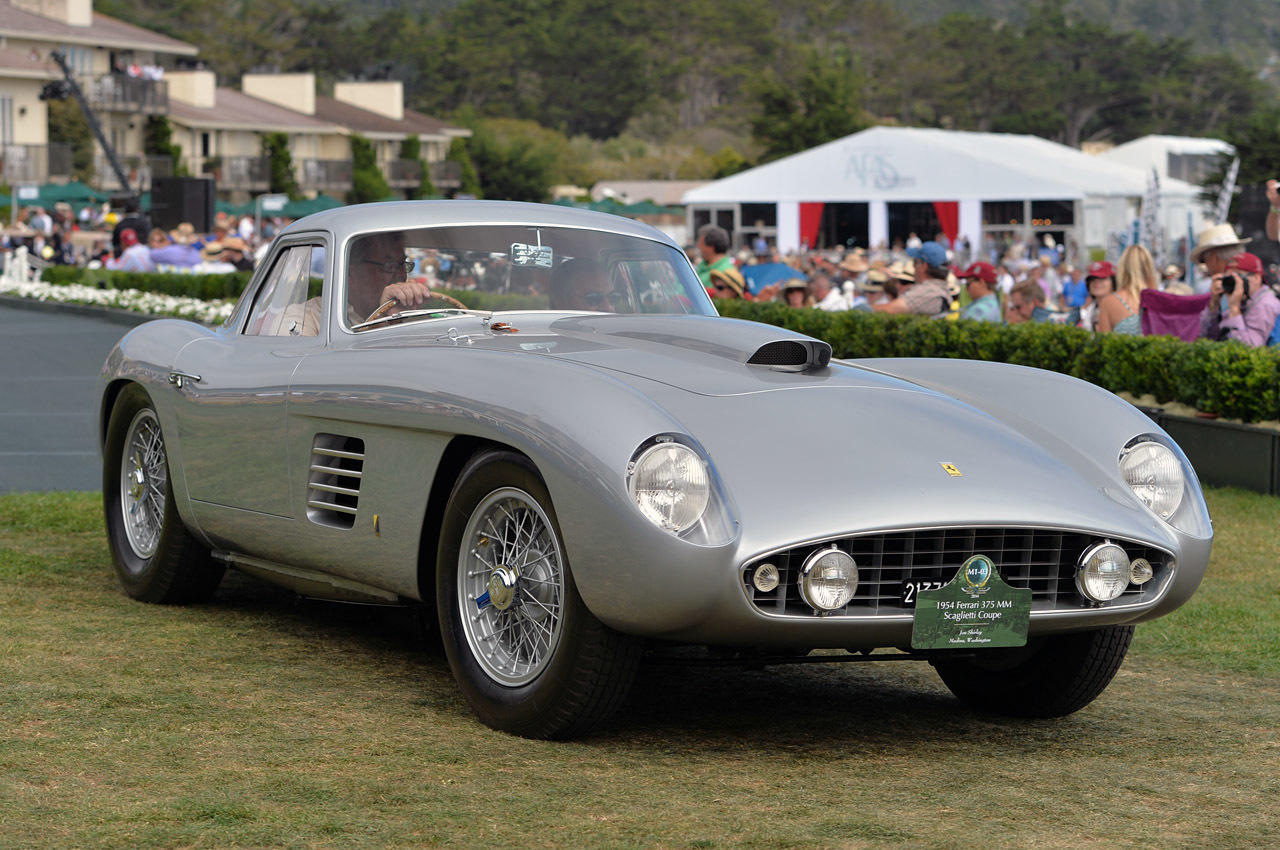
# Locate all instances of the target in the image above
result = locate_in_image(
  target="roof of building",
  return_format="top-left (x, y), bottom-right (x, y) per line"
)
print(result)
top-left (0, 45), bottom-right (58, 79)
top-left (311, 96), bottom-right (466, 140)
top-left (1103, 135), bottom-right (1234, 157)
top-left (168, 87), bottom-right (339, 133)
top-left (682, 126), bottom-right (1200, 205)
top-left (0, 1), bottom-right (198, 55)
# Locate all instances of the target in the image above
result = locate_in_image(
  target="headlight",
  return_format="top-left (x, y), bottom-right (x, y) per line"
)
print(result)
top-left (1119, 440), bottom-right (1184, 520)
top-left (799, 547), bottom-right (859, 612)
top-left (1076, 542), bottom-right (1131, 603)
top-left (627, 441), bottom-right (710, 533)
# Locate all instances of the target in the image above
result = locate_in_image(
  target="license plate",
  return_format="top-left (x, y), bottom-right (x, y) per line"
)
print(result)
top-left (900, 579), bottom-right (945, 607)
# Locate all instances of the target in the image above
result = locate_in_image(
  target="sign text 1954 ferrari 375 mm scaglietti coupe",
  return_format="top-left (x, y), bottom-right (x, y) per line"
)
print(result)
top-left (100, 201), bottom-right (1212, 738)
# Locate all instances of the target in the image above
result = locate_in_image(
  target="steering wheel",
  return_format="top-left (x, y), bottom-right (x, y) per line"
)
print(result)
top-left (364, 290), bottom-right (471, 324)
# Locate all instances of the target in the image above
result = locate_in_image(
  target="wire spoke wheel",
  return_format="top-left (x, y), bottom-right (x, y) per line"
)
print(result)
top-left (119, 408), bottom-right (168, 562)
top-left (458, 487), bottom-right (566, 687)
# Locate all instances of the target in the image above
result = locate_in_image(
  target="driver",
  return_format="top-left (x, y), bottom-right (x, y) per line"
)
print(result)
top-left (549, 258), bottom-right (618, 312)
top-left (346, 231), bottom-right (433, 322)
top-left (280, 231), bottom-right (435, 335)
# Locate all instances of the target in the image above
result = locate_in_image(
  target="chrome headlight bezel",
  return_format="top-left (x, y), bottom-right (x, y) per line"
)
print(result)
top-left (1119, 439), bottom-right (1184, 520)
top-left (626, 435), bottom-right (736, 546)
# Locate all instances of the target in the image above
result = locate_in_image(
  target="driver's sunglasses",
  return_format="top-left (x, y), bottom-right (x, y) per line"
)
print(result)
top-left (583, 290), bottom-right (622, 307)
top-left (360, 257), bottom-right (415, 276)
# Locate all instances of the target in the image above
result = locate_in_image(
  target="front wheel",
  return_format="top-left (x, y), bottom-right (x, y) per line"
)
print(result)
top-left (103, 384), bottom-right (224, 604)
top-left (436, 450), bottom-right (640, 738)
top-left (931, 625), bottom-right (1134, 718)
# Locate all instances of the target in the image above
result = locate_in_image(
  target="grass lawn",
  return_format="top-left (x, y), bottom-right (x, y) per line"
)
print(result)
top-left (1, 488), bottom-right (1277, 848)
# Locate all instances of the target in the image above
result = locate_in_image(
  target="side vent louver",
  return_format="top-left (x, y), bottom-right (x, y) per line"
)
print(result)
top-left (747, 339), bottom-right (832, 372)
top-left (307, 434), bottom-right (365, 529)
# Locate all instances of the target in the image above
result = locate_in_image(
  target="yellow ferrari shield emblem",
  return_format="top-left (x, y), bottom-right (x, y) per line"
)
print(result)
top-left (940, 463), bottom-right (962, 477)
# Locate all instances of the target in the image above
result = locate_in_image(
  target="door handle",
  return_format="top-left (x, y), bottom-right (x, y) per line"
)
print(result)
top-left (168, 370), bottom-right (202, 389)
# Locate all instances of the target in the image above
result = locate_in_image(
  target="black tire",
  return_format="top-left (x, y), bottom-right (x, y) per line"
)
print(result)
top-left (931, 626), bottom-right (1134, 718)
top-left (436, 450), bottom-right (640, 739)
top-left (103, 384), bottom-right (225, 604)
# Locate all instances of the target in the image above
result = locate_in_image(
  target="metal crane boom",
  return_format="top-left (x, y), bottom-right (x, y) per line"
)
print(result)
top-left (47, 50), bottom-right (135, 200)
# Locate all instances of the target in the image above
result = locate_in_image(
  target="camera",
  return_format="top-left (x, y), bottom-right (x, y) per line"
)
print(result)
top-left (1221, 274), bottom-right (1237, 295)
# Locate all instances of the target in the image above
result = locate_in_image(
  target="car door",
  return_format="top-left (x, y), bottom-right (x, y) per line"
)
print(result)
top-left (170, 238), bottom-right (328, 522)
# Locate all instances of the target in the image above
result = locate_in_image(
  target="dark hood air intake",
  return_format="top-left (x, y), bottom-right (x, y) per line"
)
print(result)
top-left (747, 339), bottom-right (832, 372)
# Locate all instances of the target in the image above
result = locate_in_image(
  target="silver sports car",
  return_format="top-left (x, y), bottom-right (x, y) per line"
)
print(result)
top-left (100, 201), bottom-right (1213, 738)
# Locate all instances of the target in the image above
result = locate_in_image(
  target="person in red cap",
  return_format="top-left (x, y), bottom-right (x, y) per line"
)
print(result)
top-left (1200, 252), bottom-right (1280, 347)
top-left (1079, 260), bottom-right (1115, 331)
top-left (108, 227), bottom-right (156, 273)
top-left (957, 262), bottom-right (1002, 322)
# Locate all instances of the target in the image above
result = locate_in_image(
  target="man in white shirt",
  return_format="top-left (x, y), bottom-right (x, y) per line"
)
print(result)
top-left (810, 272), bottom-right (849, 311)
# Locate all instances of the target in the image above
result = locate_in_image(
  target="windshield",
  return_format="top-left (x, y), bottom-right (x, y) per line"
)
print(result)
top-left (343, 224), bottom-right (715, 331)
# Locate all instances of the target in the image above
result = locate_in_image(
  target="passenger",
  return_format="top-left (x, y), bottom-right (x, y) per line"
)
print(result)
top-left (549, 258), bottom-right (619, 311)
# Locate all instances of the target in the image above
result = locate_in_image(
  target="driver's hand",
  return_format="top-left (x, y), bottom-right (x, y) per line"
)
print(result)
top-left (381, 281), bottom-right (433, 309)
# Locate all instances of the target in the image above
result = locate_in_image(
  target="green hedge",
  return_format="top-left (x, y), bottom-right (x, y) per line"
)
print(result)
top-left (715, 300), bottom-right (1280, 424)
top-left (35, 267), bottom-right (1279, 422)
top-left (41, 266), bottom-right (253, 301)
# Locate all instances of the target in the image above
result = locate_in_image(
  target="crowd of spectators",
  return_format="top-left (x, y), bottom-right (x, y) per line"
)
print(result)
top-left (690, 221), bottom-right (1280, 348)
top-left (3, 200), bottom-right (279, 276)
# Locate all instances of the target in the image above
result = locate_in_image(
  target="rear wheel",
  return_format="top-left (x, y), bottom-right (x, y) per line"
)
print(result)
top-left (103, 384), bottom-right (224, 603)
top-left (436, 450), bottom-right (640, 738)
top-left (931, 626), bottom-right (1134, 718)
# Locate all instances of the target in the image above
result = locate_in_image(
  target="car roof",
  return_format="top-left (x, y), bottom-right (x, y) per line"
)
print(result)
top-left (278, 200), bottom-right (679, 248)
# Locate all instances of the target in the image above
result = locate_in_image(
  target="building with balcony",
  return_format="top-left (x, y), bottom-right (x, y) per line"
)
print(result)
top-left (0, 0), bottom-right (198, 189)
top-left (240, 73), bottom-right (469, 196)
top-left (165, 70), bottom-right (341, 200)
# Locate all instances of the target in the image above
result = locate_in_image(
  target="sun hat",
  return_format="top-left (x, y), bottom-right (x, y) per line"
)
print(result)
top-left (708, 265), bottom-right (746, 298)
top-left (200, 241), bottom-right (225, 261)
top-left (1190, 223), bottom-right (1250, 263)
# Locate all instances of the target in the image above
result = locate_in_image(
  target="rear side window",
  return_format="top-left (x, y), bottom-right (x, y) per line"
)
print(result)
top-left (244, 245), bottom-right (326, 336)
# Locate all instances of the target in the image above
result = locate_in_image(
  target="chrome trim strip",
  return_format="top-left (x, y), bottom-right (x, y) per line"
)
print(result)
top-left (307, 499), bottom-right (358, 516)
top-left (309, 463), bottom-right (364, 478)
top-left (310, 482), bottom-right (360, 497)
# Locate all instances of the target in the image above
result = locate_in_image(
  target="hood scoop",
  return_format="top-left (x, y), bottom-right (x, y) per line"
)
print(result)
top-left (747, 339), bottom-right (832, 372)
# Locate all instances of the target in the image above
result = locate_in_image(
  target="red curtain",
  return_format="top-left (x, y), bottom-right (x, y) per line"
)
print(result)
top-left (932, 201), bottom-right (959, 247)
top-left (799, 202), bottom-right (825, 249)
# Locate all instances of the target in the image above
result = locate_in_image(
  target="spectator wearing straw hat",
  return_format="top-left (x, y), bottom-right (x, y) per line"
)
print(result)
top-left (1200, 252), bottom-right (1280, 347)
top-left (958, 262), bottom-right (1002, 322)
top-left (708, 265), bottom-right (747, 300)
top-left (1190, 223), bottom-right (1250, 284)
top-left (782, 279), bottom-right (813, 308)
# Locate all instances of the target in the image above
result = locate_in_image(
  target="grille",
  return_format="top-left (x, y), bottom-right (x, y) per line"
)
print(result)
top-left (748, 340), bottom-right (809, 367)
top-left (743, 528), bottom-right (1169, 616)
top-left (306, 434), bottom-right (365, 529)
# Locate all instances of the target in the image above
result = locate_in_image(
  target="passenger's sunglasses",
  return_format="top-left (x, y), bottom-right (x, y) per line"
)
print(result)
top-left (360, 257), bottom-right (415, 276)
top-left (583, 290), bottom-right (623, 307)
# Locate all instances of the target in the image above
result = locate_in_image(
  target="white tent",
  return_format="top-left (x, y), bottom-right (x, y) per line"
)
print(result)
top-left (682, 126), bottom-right (1202, 255)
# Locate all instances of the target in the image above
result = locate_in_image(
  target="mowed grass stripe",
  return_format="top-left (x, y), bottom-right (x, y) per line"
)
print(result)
top-left (0, 489), bottom-right (1276, 847)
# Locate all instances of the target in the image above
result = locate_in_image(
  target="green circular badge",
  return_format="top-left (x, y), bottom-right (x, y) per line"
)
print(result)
top-left (962, 554), bottom-right (994, 590)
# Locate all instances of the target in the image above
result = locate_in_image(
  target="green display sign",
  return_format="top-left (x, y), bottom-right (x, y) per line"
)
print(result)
top-left (910, 555), bottom-right (1032, 650)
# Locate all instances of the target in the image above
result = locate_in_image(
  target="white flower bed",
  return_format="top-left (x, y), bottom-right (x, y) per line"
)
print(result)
top-left (0, 276), bottom-right (234, 325)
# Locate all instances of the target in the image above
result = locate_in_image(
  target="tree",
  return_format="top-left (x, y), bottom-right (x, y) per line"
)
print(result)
top-left (349, 134), bottom-right (391, 204)
top-left (464, 124), bottom-right (555, 202)
top-left (447, 137), bottom-right (482, 198)
top-left (1202, 105), bottom-right (1280, 219)
top-left (260, 132), bottom-right (299, 198)
top-left (47, 99), bottom-right (93, 183)
top-left (398, 136), bottom-right (435, 199)
top-left (750, 48), bottom-right (871, 162)
top-left (144, 115), bottom-right (188, 177)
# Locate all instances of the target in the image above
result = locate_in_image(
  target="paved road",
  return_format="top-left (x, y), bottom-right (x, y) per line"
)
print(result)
top-left (0, 303), bottom-right (138, 493)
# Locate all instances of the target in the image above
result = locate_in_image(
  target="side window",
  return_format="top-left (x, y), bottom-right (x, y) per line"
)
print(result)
top-left (244, 245), bottom-right (326, 337)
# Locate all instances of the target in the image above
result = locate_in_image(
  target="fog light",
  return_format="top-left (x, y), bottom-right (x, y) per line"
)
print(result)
top-left (1076, 542), bottom-right (1131, 603)
top-left (1129, 558), bottom-right (1154, 585)
top-left (798, 547), bottom-right (858, 612)
top-left (752, 563), bottom-right (780, 593)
